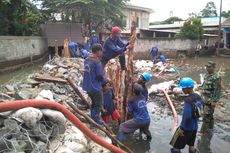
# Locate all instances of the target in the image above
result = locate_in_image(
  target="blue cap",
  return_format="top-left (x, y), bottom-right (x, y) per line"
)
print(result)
top-left (141, 72), bottom-right (152, 82)
top-left (179, 77), bottom-right (195, 89)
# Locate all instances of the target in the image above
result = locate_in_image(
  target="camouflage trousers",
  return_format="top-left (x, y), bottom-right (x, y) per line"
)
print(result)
top-left (200, 96), bottom-right (215, 133)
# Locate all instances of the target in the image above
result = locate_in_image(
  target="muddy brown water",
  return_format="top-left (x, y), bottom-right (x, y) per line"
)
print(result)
top-left (127, 57), bottom-right (230, 153)
top-left (0, 63), bottom-right (41, 85)
top-left (0, 57), bottom-right (230, 153)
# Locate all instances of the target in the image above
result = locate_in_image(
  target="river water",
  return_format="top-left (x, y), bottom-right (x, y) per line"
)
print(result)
top-left (127, 57), bottom-right (230, 153)
top-left (0, 57), bottom-right (230, 153)
top-left (0, 63), bottom-right (42, 85)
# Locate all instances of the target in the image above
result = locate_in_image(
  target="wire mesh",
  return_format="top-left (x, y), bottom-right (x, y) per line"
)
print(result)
top-left (0, 119), bottom-right (61, 153)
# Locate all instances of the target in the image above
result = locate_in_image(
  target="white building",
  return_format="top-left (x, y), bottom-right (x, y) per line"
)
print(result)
top-left (122, 4), bottom-right (153, 35)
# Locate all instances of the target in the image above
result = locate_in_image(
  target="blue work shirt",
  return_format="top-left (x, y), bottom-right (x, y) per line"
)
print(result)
top-left (82, 54), bottom-right (104, 92)
top-left (128, 95), bottom-right (150, 124)
top-left (133, 82), bottom-right (149, 102)
top-left (180, 93), bottom-right (203, 131)
top-left (151, 47), bottom-right (158, 58)
top-left (84, 42), bottom-right (90, 52)
top-left (102, 37), bottom-right (127, 61)
top-left (103, 88), bottom-right (115, 116)
top-left (159, 55), bottom-right (166, 63)
top-left (90, 35), bottom-right (100, 47)
top-left (69, 42), bottom-right (78, 50)
top-left (69, 42), bottom-right (78, 57)
top-left (80, 49), bottom-right (89, 59)
top-left (141, 85), bottom-right (149, 102)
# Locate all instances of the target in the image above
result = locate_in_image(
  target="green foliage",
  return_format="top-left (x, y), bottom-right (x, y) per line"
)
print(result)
top-left (40, 0), bottom-right (129, 30)
top-left (179, 18), bottom-right (204, 40)
top-left (221, 10), bottom-right (230, 18)
top-left (161, 16), bottom-right (183, 24)
top-left (0, 0), bottom-right (44, 36)
top-left (149, 21), bottom-right (161, 25)
top-left (188, 12), bottom-right (201, 18)
top-left (201, 1), bottom-right (217, 17)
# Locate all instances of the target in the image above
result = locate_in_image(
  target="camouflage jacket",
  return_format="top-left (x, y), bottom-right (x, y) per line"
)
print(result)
top-left (202, 71), bottom-right (221, 103)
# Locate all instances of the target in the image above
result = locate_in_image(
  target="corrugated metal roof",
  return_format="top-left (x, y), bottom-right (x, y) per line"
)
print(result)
top-left (222, 18), bottom-right (230, 27)
top-left (150, 17), bottom-right (227, 29)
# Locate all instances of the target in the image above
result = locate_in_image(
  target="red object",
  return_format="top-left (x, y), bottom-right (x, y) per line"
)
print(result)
top-left (112, 26), bottom-right (121, 34)
top-left (157, 89), bottom-right (178, 131)
top-left (103, 109), bottom-right (121, 123)
top-left (112, 109), bottom-right (121, 120)
top-left (0, 100), bottom-right (127, 153)
top-left (103, 115), bottom-right (110, 123)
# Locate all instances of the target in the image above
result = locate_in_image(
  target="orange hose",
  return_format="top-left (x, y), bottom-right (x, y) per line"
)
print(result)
top-left (157, 89), bottom-right (178, 130)
top-left (155, 63), bottom-right (169, 78)
top-left (0, 100), bottom-right (127, 153)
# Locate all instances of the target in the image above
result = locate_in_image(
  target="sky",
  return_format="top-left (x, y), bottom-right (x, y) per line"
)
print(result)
top-left (130, 0), bottom-right (230, 22)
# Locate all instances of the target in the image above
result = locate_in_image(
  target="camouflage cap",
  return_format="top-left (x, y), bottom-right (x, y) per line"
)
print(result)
top-left (205, 61), bottom-right (216, 67)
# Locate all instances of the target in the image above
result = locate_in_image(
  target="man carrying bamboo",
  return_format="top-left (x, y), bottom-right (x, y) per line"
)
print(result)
top-left (101, 26), bottom-right (132, 70)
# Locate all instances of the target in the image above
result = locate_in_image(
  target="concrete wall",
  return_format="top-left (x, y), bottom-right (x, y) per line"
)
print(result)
top-left (134, 38), bottom-right (196, 59)
top-left (133, 37), bottom-right (218, 59)
top-left (0, 36), bottom-right (48, 70)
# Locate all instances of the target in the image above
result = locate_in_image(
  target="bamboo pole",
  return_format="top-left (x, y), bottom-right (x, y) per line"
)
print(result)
top-left (67, 78), bottom-right (91, 108)
top-left (63, 39), bottom-right (70, 58)
top-left (124, 12), bottom-right (137, 121)
top-left (34, 75), bottom-right (68, 84)
top-left (67, 101), bottom-right (134, 153)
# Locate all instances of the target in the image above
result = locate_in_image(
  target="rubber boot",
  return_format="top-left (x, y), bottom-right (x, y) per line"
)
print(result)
top-left (143, 130), bottom-right (152, 141)
top-left (171, 148), bottom-right (181, 153)
top-left (117, 131), bottom-right (125, 143)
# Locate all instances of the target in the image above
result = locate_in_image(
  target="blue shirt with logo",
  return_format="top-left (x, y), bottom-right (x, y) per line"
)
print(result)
top-left (180, 93), bottom-right (203, 131)
top-left (128, 95), bottom-right (150, 124)
top-left (82, 55), bottom-right (104, 92)
top-left (102, 37), bottom-right (126, 61)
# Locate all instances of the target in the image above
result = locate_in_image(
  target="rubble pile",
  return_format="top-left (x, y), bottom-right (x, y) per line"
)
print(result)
top-left (0, 57), bottom-right (111, 153)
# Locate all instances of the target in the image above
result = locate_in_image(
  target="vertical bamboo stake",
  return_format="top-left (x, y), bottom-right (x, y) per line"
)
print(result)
top-left (104, 13), bottom-right (136, 122)
top-left (124, 12), bottom-right (137, 121)
top-left (64, 39), bottom-right (70, 58)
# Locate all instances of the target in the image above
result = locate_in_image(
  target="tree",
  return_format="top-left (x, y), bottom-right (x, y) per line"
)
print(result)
top-left (188, 12), bottom-right (201, 18)
top-left (178, 18), bottom-right (204, 40)
top-left (0, 0), bottom-right (44, 36)
top-left (201, 1), bottom-right (217, 17)
top-left (161, 16), bottom-right (183, 24)
top-left (221, 10), bottom-right (230, 18)
top-left (39, 0), bottom-right (129, 31)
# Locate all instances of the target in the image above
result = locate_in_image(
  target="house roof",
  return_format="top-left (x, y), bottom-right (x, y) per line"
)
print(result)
top-left (125, 4), bottom-right (154, 13)
top-left (222, 18), bottom-right (230, 27)
top-left (150, 17), bottom-right (227, 30)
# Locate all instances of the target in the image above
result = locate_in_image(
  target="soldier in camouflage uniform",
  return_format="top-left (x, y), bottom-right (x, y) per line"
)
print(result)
top-left (200, 61), bottom-right (221, 134)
